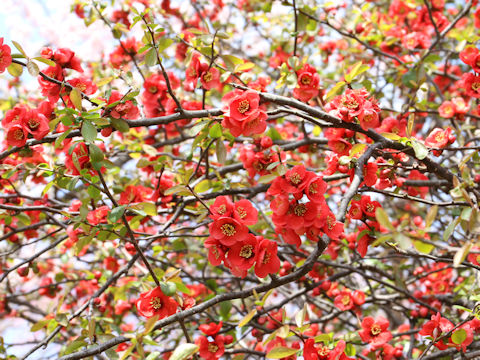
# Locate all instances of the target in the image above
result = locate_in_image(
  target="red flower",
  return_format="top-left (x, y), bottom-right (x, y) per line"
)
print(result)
top-left (209, 196), bottom-right (234, 220)
top-left (462, 73), bottom-right (480, 98)
top-left (106, 91), bottom-right (140, 119)
top-left (53, 48), bottom-right (83, 72)
top-left (305, 176), bottom-right (327, 203)
top-left (438, 101), bottom-right (456, 118)
top-left (358, 316), bottom-right (392, 350)
top-left (209, 217), bottom-right (249, 246)
top-left (424, 127), bottom-right (455, 156)
top-left (323, 212), bottom-right (344, 241)
top-left (293, 63), bottom-right (320, 102)
top-left (5, 123), bottom-right (27, 147)
top-left (227, 234), bottom-right (258, 271)
top-left (334, 290), bottom-right (355, 311)
top-left (199, 64), bottom-right (221, 90)
top-left (87, 205), bottom-right (110, 226)
top-left (23, 109), bottom-right (50, 140)
top-left (419, 312), bottom-right (454, 350)
top-left (196, 335), bottom-right (225, 360)
top-left (135, 287), bottom-right (178, 319)
top-left (199, 321), bottom-right (223, 336)
top-left (233, 199), bottom-right (258, 225)
top-left (360, 195), bottom-right (381, 218)
top-left (221, 89), bottom-right (267, 137)
top-left (303, 338), bottom-right (349, 360)
top-left (255, 238), bottom-right (280, 278)
top-left (405, 170), bottom-right (429, 198)
top-left (459, 46), bottom-right (480, 72)
top-left (0, 38), bottom-right (12, 73)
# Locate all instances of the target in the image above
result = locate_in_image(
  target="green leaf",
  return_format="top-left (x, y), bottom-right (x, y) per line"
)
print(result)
top-left (216, 139), bottom-right (226, 164)
top-left (453, 241), bottom-right (472, 268)
top-left (109, 205), bottom-right (126, 223)
top-left (325, 81), bottom-right (345, 101)
top-left (82, 120), bottom-right (97, 143)
top-left (26, 60), bottom-right (40, 76)
top-left (89, 144), bottom-right (104, 170)
top-left (345, 62), bottom-right (369, 83)
top-left (12, 40), bottom-right (26, 56)
top-left (143, 314), bottom-right (159, 335)
top-left (258, 174), bottom-right (278, 184)
top-left (413, 240), bottom-right (434, 254)
top-left (55, 128), bottom-right (73, 149)
top-left (111, 117), bottom-right (130, 133)
top-left (33, 56), bottom-right (56, 66)
top-left (411, 140), bottom-right (429, 160)
top-left (235, 62), bottom-right (255, 72)
top-left (7, 62), bottom-right (23, 77)
top-left (70, 88), bottom-right (83, 110)
top-left (209, 123), bottom-right (222, 138)
top-left (375, 207), bottom-right (395, 231)
top-left (425, 205), bottom-right (438, 229)
top-left (31, 319), bottom-right (50, 332)
top-left (266, 346), bottom-right (298, 359)
top-left (238, 309), bottom-right (257, 327)
top-left (444, 217), bottom-right (460, 241)
top-left (170, 343), bottom-right (199, 360)
top-left (145, 48), bottom-right (157, 66)
top-left (451, 328), bottom-right (467, 345)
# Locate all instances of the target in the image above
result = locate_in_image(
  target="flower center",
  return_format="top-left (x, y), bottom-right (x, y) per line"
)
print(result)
top-left (289, 172), bottom-right (301, 185)
top-left (326, 215), bottom-right (335, 230)
top-left (150, 297), bottom-right (163, 310)
top-left (318, 346), bottom-right (330, 356)
top-left (149, 86), bottom-right (158, 94)
top-left (221, 223), bottom-right (236, 236)
top-left (236, 207), bottom-right (247, 219)
top-left (203, 71), bottom-right (213, 82)
top-left (212, 246), bottom-right (220, 259)
top-left (366, 203), bottom-right (375, 213)
top-left (28, 119), bottom-right (39, 129)
top-left (14, 128), bottom-right (24, 140)
top-left (300, 76), bottom-right (311, 85)
top-left (239, 245), bottom-right (253, 258)
top-left (371, 324), bottom-right (382, 336)
top-left (208, 343), bottom-right (219, 353)
top-left (237, 99), bottom-right (250, 114)
top-left (342, 295), bottom-right (350, 305)
top-left (435, 133), bottom-right (445, 143)
top-left (262, 252), bottom-right (271, 264)
top-left (309, 183), bottom-right (318, 194)
top-left (217, 204), bottom-right (227, 215)
top-left (294, 204), bottom-right (307, 217)
top-left (472, 82), bottom-right (480, 91)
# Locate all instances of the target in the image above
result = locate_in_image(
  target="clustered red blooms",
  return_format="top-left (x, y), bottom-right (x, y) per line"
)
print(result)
top-left (424, 127), bottom-right (455, 156)
top-left (195, 322), bottom-right (233, 360)
top-left (104, 90), bottom-right (140, 120)
top-left (0, 37), bottom-right (12, 73)
top-left (325, 88), bottom-right (380, 131)
top-left (185, 52), bottom-right (221, 91)
top-left (221, 89), bottom-right (268, 137)
top-left (2, 103), bottom-right (51, 147)
top-left (460, 46), bottom-right (480, 98)
top-left (109, 38), bottom-right (141, 69)
top-left (419, 312), bottom-right (474, 352)
top-left (293, 63), bottom-right (320, 103)
top-left (135, 286), bottom-right (178, 319)
top-left (205, 196), bottom-right (280, 278)
top-left (303, 338), bottom-right (351, 360)
top-left (268, 165), bottom-right (343, 248)
top-left (239, 136), bottom-right (284, 178)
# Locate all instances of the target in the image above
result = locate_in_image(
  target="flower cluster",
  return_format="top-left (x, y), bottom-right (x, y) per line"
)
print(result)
top-left (303, 338), bottom-right (351, 360)
top-left (205, 196), bottom-right (280, 278)
top-left (268, 165), bottom-right (343, 248)
top-left (0, 37), bottom-right (12, 73)
top-left (221, 89), bottom-right (268, 137)
top-left (424, 127), bottom-right (455, 156)
top-left (238, 137), bottom-right (284, 178)
top-left (326, 88), bottom-right (380, 130)
top-left (292, 63), bottom-right (320, 103)
top-left (2, 103), bottom-right (51, 147)
top-left (185, 52), bottom-right (221, 91)
top-left (195, 322), bottom-right (233, 360)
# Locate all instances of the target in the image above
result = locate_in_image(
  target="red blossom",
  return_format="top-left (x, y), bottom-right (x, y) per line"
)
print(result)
top-left (135, 287), bottom-right (178, 319)
top-left (358, 316), bottom-right (392, 350)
